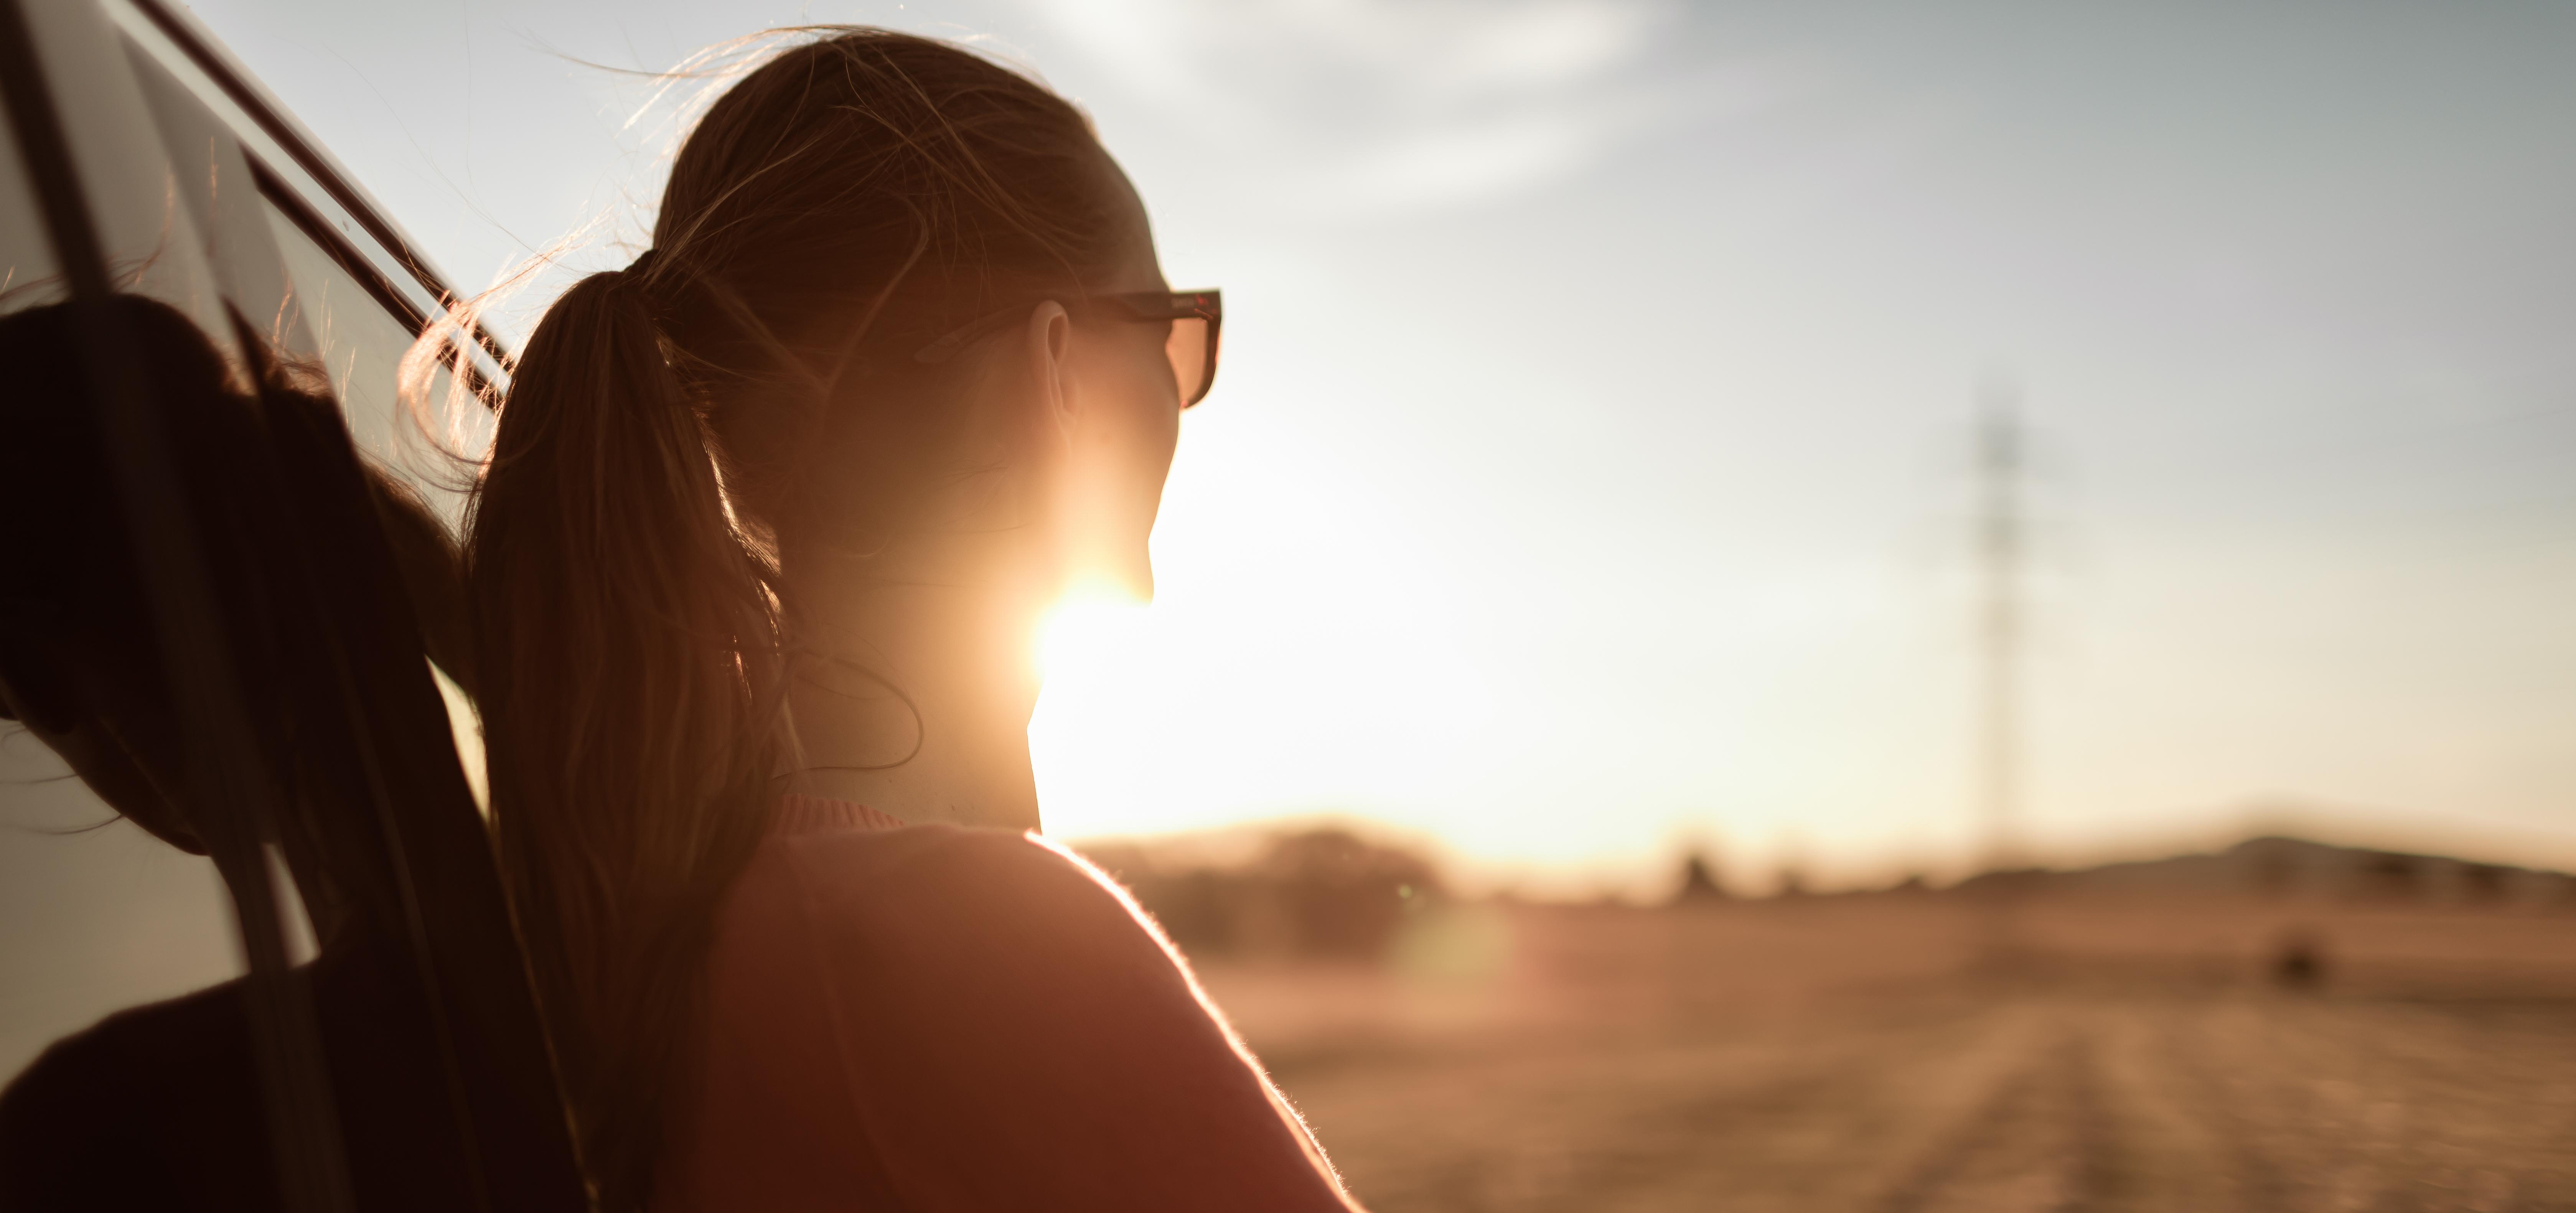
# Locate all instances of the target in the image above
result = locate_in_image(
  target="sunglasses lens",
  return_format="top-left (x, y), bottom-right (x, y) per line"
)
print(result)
top-left (1165, 315), bottom-right (1216, 407)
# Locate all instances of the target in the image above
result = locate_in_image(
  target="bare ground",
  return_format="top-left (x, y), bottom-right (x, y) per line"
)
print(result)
top-left (1199, 894), bottom-right (2576, 1213)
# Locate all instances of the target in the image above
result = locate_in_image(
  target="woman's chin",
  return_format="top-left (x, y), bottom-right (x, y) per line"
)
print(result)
top-left (1053, 537), bottom-right (1156, 606)
top-left (1058, 564), bottom-right (1152, 609)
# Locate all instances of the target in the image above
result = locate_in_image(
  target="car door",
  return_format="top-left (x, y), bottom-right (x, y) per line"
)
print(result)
top-left (0, 0), bottom-right (585, 1208)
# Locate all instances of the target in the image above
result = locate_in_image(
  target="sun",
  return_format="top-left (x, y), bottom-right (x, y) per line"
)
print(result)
top-left (1034, 594), bottom-right (1153, 682)
top-left (1027, 594), bottom-right (1171, 839)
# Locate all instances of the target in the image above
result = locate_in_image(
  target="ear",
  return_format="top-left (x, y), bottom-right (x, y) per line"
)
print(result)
top-left (1020, 300), bottom-right (1076, 448)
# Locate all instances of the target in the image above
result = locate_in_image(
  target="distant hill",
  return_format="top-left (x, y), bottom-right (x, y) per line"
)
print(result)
top-left (1950, 835), bottom-right (2575, 905)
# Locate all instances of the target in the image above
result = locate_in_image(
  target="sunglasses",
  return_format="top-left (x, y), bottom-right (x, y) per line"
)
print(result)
top-left (913, 289), bottom-right (1224, 408)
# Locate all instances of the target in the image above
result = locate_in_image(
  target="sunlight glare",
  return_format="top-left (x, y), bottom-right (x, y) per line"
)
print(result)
top-left (1036, 595), bottom-right (1153, 682)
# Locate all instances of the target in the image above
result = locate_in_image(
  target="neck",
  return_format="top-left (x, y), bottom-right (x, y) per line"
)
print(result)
top-left (781, 560), bottom-right (1049, 832)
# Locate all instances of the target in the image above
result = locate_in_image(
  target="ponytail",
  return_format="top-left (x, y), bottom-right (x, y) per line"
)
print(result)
top-left (466, 262), bottom-right (783, 1208)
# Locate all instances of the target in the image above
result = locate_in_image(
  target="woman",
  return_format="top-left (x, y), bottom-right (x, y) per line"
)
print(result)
top-left (467, 28), bottom-right (1359, 1211)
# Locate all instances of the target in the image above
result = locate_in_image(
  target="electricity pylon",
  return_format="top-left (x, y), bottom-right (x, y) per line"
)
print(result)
top-left (1975, 388), bottom-right (2024, 879)
top-left (1971, 383), bottom-right (2030, 972)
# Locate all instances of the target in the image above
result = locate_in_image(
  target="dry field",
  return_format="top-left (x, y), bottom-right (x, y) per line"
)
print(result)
top-left (1197, 892), bottom-right (2576, 1213)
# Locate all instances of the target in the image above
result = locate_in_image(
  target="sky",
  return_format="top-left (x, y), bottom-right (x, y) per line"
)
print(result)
top-left (172, 0), bottom-right (2576, 892)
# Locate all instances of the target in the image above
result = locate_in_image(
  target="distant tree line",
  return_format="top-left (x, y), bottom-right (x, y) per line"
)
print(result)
top-left (1080, 827), bottom-right (1444, 962)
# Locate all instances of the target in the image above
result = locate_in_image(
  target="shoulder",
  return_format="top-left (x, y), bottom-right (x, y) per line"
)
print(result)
top-left (757, 824), bottom-right (1271, 1104)
top-left (694, 825), bottom-right (1359, 1209)
top-left (0, 1028), bottom-right (124, 1205)
top-left (5, 978), bottom-right (253, 1106)
top-left (1, 1012), bottom-right (138, 1135)
top-left (0, 982), bottom-right (249, 1208)
top-left (720, 822), bottom-right (1245, 1071)
top-left (711, 823), bottom-right (1241, 1114)
top-left (753, 824), bottom-right (1193, 991)
top-left (771, 819), bottom-right (1118, 890)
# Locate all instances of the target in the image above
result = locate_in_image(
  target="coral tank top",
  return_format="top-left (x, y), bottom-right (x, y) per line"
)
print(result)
top-left (651, 795), bottom-right (1361, 1211)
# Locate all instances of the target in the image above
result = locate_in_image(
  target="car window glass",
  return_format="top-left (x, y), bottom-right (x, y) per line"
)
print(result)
top-left (0, 99), bottom-right (55, 303)
top-left (258, 200), bottom-right (483, 528)
top-left (16, 0), bottom-right (230, 345)
top-left (117, 25), bottom-right (489, 808)
top-left (259, 199), bottom-right (489, 809)
top-left (0, 28), bottom-right (240, 1088)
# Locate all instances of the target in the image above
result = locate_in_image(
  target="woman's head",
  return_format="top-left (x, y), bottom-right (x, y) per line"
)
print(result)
top-left (0, 296), bottom-right (237, 855)
top-left (464, 30), bottom-right (1197, 1206)
top-left (0, 294), bottom-right (473, 927)
top-left (638, 28), bottom-right (1183, 600)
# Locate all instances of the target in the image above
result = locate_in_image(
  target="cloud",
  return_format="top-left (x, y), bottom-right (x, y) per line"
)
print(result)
top-left (1314, 110), bottom-right (1594, 210)
top-left (1025, 0), bottom-right (1738, 217)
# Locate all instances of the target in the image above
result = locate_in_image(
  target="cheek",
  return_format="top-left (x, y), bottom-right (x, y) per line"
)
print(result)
top-left (1127, 366), bottom-right (1180, 515)
top-left (1142, 388), bottom-right (1179, 477)
top-left (1080, 340), bottom-right (1180, 504)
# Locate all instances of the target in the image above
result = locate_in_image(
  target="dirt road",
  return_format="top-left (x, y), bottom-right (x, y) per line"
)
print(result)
top-left (1187, 891), bottom-right (2576, 1211)
top-left (1253, 990), bottom-right (2575, 1211)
